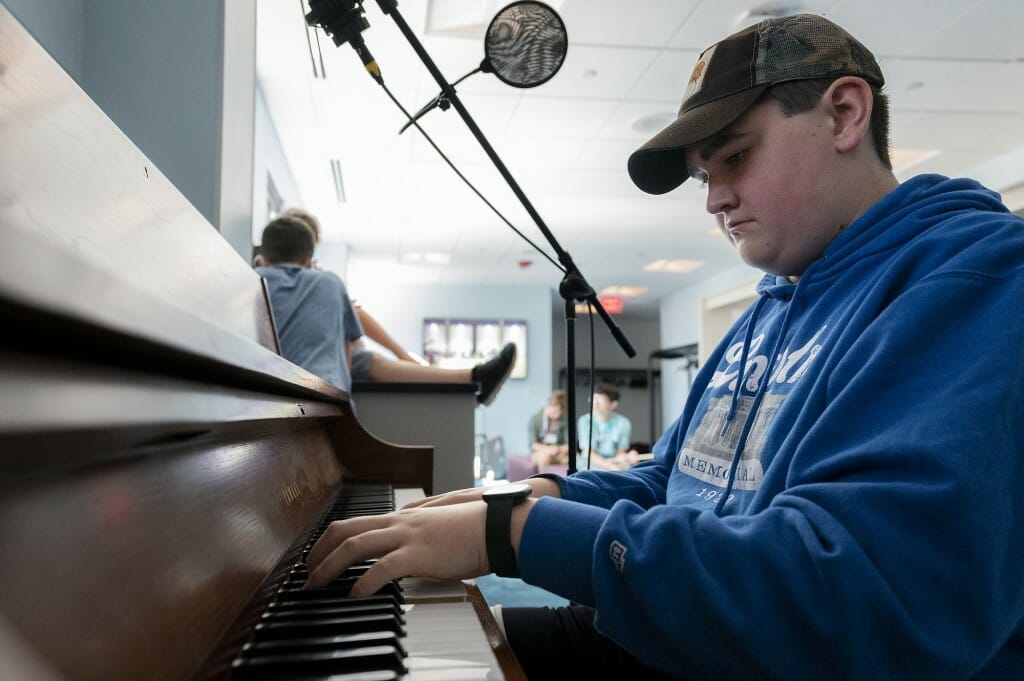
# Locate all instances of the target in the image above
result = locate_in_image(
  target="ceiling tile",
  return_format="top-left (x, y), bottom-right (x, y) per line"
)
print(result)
top-left (530, 44), bottom-right (661, 99)
top-left (506, 96), bottom-right (620, 137)
top-left (626, 48), bottom-right (702, 102)
top-left (892, 110), bottom-right (1024, 152)
top-left (559, 0), bottom-right (699, 47)
top-left (883, 58), bottom-right (1024, 113)
top-left (665, 1), bottom-right (843, 50)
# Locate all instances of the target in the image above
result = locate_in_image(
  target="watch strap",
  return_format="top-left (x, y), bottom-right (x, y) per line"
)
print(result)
top-left (485, 497), bottom-right (520, 577)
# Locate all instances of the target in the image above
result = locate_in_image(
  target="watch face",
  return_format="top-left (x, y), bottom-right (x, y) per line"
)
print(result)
top-left (482, 482), bottom-right (532, 499)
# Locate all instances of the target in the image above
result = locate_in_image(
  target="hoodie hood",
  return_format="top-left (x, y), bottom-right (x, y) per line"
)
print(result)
top-left (811, 174), bottom-right (1009, 281)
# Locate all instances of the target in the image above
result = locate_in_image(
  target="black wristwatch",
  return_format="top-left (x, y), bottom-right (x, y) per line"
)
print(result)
top-left (482, 482), bottom-right (532, 577)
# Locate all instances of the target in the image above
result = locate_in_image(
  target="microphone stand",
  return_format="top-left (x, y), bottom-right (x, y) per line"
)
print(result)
top-left (317, 0), bottom-right (636, 474)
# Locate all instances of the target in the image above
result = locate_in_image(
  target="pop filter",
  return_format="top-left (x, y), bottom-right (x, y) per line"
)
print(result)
top-left (399, 0), bottom-right (567, 133)
top-left (483, 1), bottom-right (567, 88)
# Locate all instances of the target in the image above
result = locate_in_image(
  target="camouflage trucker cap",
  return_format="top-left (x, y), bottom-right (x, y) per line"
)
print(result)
top-left (627, 14), bottom-right (884, 195)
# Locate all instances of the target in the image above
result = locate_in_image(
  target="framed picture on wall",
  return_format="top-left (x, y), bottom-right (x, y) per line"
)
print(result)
top-left (422, 318), bottom-right (527, 379)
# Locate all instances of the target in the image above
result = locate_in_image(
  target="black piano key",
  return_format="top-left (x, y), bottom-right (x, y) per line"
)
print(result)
top-left (275, 581), bottom-right (402, 601)
top-left (230, 645), bottom-right (406, 679)
top-left (287, 563), bottom-right (372, 578)
top-left (267, 594), bottom-right (399, 614)
top-left (279, 570), bottom-right (374, 589)
top-left (226, 485), bottom-right (414, 679)
top-left (262, 603), bottom-right (404, 623)
top-left (273, 673), bottom-right (399, 681)
top-left (276, 673), bottom-right (399, 681)
top-left (240, 630), bottom-right (403, 657)
top-left (253, 613), bottom-right (403, 641)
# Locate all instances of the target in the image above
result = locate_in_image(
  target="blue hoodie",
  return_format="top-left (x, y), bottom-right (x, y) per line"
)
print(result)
top-left (519, 175), bottom-right (1024, 680)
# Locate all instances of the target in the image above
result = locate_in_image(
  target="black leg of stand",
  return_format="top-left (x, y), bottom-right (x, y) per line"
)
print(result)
top-left (565, 297), bottom-right (578, 474)
top-left (560, 272), bottom-right (593, 475)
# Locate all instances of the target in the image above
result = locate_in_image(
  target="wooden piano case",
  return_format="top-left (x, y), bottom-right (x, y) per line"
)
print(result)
top-left (0, 6), bottom-right (471, 678)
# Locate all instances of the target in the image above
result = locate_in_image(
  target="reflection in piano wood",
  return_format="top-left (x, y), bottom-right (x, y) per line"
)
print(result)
top-left (0, 344), bottom-right (519, 679)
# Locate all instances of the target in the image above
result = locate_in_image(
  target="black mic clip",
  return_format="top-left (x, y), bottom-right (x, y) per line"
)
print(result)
top-left (305, 0), bottom-right (382, 83)
top-left (305, 0), bottom-right (369, 48)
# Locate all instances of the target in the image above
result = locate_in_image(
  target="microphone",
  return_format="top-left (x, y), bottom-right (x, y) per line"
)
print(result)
top-left (305, 0), bottom-right (382, 83)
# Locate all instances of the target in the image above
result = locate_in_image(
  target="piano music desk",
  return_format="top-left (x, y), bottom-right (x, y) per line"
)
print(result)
top-left (353, 382), bottom-right (478, 494)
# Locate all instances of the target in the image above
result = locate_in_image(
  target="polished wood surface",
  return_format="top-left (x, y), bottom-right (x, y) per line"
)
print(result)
top-left (0, 353), bottom-right (434, 681)
top-left (353, 382), bottom-right (477, 494)
top-left (0, 5), bottom-right (274, 349)
top-left (466, 582), bottom-right (528, 681)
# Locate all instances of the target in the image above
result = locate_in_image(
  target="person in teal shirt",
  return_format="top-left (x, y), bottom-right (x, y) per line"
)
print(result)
top-left (577, 383), bottom-right (636, 470)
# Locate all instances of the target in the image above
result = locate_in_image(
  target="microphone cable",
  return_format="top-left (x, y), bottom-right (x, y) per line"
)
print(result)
top-left (371, 77), bottom-right (566, 275)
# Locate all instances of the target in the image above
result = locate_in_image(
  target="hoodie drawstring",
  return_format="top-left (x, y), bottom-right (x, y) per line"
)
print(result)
top-left (714, 289), bottom-right (797, 515)
top-left (721, 294), bottom-right (769, 432)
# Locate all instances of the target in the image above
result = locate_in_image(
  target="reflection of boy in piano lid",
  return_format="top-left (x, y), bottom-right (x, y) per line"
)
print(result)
top-left (256, 210), bottom-right (517, 405)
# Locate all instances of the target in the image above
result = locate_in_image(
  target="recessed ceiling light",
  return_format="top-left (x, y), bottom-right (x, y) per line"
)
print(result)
top-left (643, 259), bottom-right (705, 273)
top-left (631, 111), bottom-right (676, 135)
top-left (400, 251), bottom-right (450, 266)
top-left (426, 0), bottom-right (566, 36)
top-left (599, 286), bottom-right (648, 298)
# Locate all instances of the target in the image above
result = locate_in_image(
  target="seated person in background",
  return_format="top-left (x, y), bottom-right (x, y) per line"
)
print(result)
top-left (528, 389), bottom-right (569, 469)
top-left (257, 215), bottom-right (515, 404)
top-left (576, 382), bottom-right (638, 471)
top-left (256, 216), bottom-right (363, 393)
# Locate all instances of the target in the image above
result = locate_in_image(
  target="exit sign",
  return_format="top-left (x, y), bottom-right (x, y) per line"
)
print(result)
top-left (598, 295), bottom-right (623, 314)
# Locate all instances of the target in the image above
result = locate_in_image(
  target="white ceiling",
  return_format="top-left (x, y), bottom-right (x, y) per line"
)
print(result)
top-left (256, 0), bottom-right (1024, 316)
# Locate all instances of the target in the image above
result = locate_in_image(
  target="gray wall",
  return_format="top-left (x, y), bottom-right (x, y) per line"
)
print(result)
top-left (1, 0), bottom-right (85, 81)
top-left (2, 0), bottom-right (257, 260)
top-left (218, 1), bottom-right (257, 259)
top-left (253, 83), bottom-right (304, 239)
top-left (82, 1), bottom-right (223, 229)
top-left (551, 310), bottom-right (662, 446)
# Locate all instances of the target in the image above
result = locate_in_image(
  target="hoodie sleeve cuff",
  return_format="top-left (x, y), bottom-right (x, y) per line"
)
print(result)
top-left (517, 496), bottom-right (607, 606)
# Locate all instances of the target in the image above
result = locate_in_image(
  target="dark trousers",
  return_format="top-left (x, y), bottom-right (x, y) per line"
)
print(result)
top-left (501, 605), bottom-right (682, 680)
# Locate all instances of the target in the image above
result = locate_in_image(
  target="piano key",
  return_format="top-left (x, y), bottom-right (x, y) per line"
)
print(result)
top-left (240, 630), bottom-right (403, 657)
top-left (253, 614), bottom-right (403, 640)
top-left (268, 673), bottom-right (399, 681)
top-left (275, 580), bottom-right (403, 600)
top-left (267, 594), bottom-right (400, 614)
top-left (229, 645), bottom-right (406, 679)
top-left (262, 603), bottom-right (404, 623)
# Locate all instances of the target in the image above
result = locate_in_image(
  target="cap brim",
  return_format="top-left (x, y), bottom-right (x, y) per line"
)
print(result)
top-left (627, 85), bottom-right (769, 195)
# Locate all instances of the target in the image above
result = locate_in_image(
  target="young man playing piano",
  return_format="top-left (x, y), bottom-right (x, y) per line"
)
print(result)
top-left (303, 14), bottom-right (1024, 680)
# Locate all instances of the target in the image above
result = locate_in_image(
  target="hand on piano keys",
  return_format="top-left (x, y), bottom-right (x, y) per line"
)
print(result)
top-left (306, 500), bottom-right (494, 596)
top-left (305, 478), bottom-right (561, 596)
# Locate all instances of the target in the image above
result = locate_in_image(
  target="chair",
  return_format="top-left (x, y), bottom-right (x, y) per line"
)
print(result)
top-left (506, 454), bottom-right (537, 482)
top-left (479, 436), bottom-right (507, 481)
top-left (506, 455), bottom-right (569, 481)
